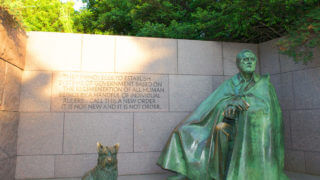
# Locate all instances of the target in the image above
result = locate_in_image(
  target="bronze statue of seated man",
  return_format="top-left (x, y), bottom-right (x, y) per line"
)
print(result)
top-left (157, 49), bottom-right (289, 180)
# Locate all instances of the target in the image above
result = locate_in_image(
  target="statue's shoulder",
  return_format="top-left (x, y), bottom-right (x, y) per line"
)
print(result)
top-left (260, 73), bottom-right (270, 81)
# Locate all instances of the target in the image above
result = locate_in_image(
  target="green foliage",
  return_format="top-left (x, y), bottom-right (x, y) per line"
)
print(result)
top-left (1, 0), bottom-right (319, 63)
top-left (0, 0), bottom-right (75, 32)
top-left (277, 7), bottom-right (320, 64)
top-left (74, 0), bottom-right (319, 63)
top-left (75, 0), bottom-right (319, 42)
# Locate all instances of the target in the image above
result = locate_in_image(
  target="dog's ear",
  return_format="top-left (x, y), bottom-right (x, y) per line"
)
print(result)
top-left (97, 142), bottom-right (103, 152)
top-left (114, 143), bottom-right (120, 152)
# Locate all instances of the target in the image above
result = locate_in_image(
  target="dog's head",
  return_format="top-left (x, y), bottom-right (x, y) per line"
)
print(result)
top-left (96, 142), bottom-right (119, 168)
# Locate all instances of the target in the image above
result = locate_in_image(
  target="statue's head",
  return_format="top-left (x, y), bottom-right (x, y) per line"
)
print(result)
top-left (236, 49), bottom-right (257, 73)
top-left (96, 142), bottom-right (119, 168)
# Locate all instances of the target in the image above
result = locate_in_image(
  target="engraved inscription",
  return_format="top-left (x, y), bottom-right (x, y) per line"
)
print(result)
top-left (52, 72), bottom-right (168, 112)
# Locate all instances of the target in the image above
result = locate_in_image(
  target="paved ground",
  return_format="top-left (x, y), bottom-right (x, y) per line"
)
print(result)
top-left (118, 172), bottom-right (320, 180)
top-left (25, 171), bottom-right (320, 180)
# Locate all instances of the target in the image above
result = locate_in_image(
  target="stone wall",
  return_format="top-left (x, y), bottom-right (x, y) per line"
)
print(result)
top-left (0, 22), bottom-right (26, 179)
top-left (259, 39), bottom-right (320, 175)
top-left (15, 32), bottom-right (260, 179)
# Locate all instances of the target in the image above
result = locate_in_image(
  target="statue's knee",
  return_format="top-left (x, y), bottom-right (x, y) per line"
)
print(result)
top-left (215, 122), bottom-right (230, 131)
top-left (215, 122), bottom-right (232, 138)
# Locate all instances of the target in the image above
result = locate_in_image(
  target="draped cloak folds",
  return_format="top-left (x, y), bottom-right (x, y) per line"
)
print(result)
top-left (157, 73), bottom-right (289, 180)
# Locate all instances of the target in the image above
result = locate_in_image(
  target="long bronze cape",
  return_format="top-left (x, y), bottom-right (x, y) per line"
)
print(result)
top-left (157, 73), bottom-right (289, 180)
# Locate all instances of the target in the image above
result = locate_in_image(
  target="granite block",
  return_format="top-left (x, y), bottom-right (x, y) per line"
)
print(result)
top-left (285, 150), bottom-right (305, 173)
top-left (0, 157), bottom-right (16, 180)
top-left (0, 60), bottom-right (5, 106)
top-left (19, 71), bottom-right (52, 112)
top-left (285, 171), bottom-right (320, 180)
top-left (0, 149), bottom-right (8, 160)
top-left (82, 34), bottom-right (115, 72)
top-left (305, 151), bottom-right (320, 175)
top-left (134, 112), bottom-right (189, 152)
top-left (25, 32), bottom-right (82, 71)
top-left (0, 23), bottom-right (26, 69)
top-left (169, 75), bottom-right (213, 111)
top-left (1, 63), bottom-right (22, 111)
top-left (293, 68), bottom-right (320, 109)
top-left (64, 113), bottom-right (133, 154)
top-left (54, 152), bottom-right (164, 177)
top-left (259, 39), bottom-right (280, 74)
top-left (280, 72), bottom-right (295, 110)
top-left (282, 110), bottom-right (291, 149)
top-left (15, 155), bottom-right (54, 179)
top-left (115, 36), bottom-right (177, 74)
top-left (270, 74), bottom-right (281, 97)
top-left (51, 72), bottom-right (169, 112)
top-left (118, 152), bottom-right (165, 175)
top-left (291, 110), bottom-right (320, 151)
top-left (55, 154), bottom-right (97, 178)
top-left (17, 113), bottom-right (64, 155)
top-left (222, 42), bottom-right (258, 75)
top-left (280, 49), bottom-right (320, 73)
top-left (119, 174), bottom-right (171, 180)
top-left (0, 111), bottom-right (18, 157)
top-left (178, 40), bottom-right (222, 75)
top-left (212, 76), bottom-right (224, 91)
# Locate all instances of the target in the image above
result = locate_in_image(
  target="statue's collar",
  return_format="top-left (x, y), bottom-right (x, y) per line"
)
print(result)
top-left (232, 72), bottom-right (260, 86)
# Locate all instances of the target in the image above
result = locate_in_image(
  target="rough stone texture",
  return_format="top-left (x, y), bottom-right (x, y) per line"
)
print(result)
top-left (17, 113), bottom-right (64, 155)
top-left (259, 39), bottom-right (280, 75)
top-left (118, 152), bottom-right (164, 175)
top-left (19, 71), bottom-right (52, 112)
top-left (54, 154), bottom-right (97, 178)
top-left (64, 113), bottom-right (133, 154)
top-left (305, 152), bottom-right (320, 175)
top-left (0, 111), bottom-right (19, 157)
top-left (0, 157), bottom-right (16, 180)
top-left (134, 112), bottom-right (189, 152)
top-left (291, 110), bottom-right (320, 151)
top-left (82, 34), bottom-right (115, 72)
top-left (280, 72), bottom-right (295, 110)
top-left (115, 36), bottom-right (177, 74)
top-left (282, 110), bottom-right (292, 149)
top-left (0, 24), bottom-right (26, 69)
top-left (279, 50), bottom-right (320, 73)
top-left (15, 155), bottom-right (54, 179)
top-left (285, 150), bottom-right (305, 173)
top-left (169, 75), bottom-right (213, 111)
top-left (25, 32), bottom-right (82, 71)
top-left (222, 42), bottom-right (259, 75)
top-left (0, 61), bottom-right (5, 106)
top-left (178, 40), bottom-right (223, 75)
top-left (293, 68), bottom-right (320, 109)
top-left (1, 63), bottom-right (22, 111)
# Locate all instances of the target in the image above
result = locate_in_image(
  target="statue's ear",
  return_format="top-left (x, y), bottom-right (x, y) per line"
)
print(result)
top-left (97, 142), bottom-right (103, 152)
top-left (114, 143), bottom-right (119, 152)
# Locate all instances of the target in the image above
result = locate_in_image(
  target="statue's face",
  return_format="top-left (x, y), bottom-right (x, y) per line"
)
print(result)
top-left (237, 52), bottom-right (257, 73)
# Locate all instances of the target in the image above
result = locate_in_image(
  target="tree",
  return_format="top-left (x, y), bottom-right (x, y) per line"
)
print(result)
top-left (0, 0), bottom-right (75, 32)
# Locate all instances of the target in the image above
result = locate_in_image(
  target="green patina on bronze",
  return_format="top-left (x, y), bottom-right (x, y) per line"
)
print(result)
top-left (158, 50), bottom-right (289, 180)
top-left (82, 143), bottom-right (119, 180)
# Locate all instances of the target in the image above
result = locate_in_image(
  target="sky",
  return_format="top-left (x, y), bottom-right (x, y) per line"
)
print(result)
top-left (60, 0), bottom-right (86, 11)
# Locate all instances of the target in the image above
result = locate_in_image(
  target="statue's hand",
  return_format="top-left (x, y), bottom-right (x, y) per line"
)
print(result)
top-left (223, 105), bottom-right (237, 119)
top-left (223, 98), bottom-right (250, 119)
top-left (232, 98), bottom-right (250, 112)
